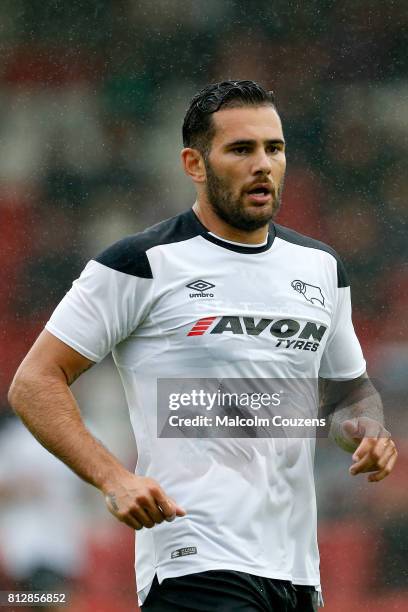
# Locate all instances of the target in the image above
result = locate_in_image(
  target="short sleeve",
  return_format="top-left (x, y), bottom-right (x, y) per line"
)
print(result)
top-left (45, 259), bottom-right (153, 362)
top-left (319, 285), bottom-right (366, 380)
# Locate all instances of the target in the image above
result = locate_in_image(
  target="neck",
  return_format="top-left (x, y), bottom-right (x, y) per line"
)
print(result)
top-left (192, 200), bottom-right (270, 245)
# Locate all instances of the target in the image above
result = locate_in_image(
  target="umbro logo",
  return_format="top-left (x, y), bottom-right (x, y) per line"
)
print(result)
top-left (186, 279), bottom-right (215, 298)
top-left (291, 280), bottom-right (325, 307)
top-left (171, 546), bottom-right (197, 559)
top-left (187, 280), bottom-right (215, 292)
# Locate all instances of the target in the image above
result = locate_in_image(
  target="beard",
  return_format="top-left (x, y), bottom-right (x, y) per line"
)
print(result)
top-left (204, 159), bottom-right (284, 232)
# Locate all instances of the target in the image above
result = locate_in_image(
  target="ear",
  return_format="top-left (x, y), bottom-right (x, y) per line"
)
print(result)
top-left (181, 148), bottom-right (206, 184)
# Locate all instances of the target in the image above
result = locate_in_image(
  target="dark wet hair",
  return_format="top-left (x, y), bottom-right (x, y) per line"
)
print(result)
top-left (182, 80), bottom-right (276, 156)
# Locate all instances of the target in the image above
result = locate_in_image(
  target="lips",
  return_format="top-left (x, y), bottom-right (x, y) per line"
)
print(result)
top-left (246, 183), bottom-right (273, 204)
top-left (246, 193), bottom-right (272, 204)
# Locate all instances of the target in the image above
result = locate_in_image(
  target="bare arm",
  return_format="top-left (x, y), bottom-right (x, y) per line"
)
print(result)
top-left (8, 330), bottom-right (185, 528)
top-left (319, 372), bottom-right (398, 481)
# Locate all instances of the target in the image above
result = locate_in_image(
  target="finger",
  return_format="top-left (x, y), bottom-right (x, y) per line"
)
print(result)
top-left (171, 498), bottom-right (187, 517)
top-left (131, 483), bottom-right (175, 522)
top-left (358, 436), bottom-right (390, 462)
top-left (346, 421), bottom-right (389, 455)
top-left (140, 498), bottom-right (166, 524)
top-left (342, 419), bottom-right (361, 440)
top-left (155, 494), bottom-right (186, 520)
top-left (155, 496), bottom-right (176, 520)
top-left (107, 501), bottom-right (147, 530)
top-left (364, 437), bottom-right (394, 470)
top-left (351, 439), bottom-right (394, 475)
top-left (350, 445), bottom-right (380, 474)
top-left (166, 497), bottom-right (187, 518)
top-left (353, 436), bottom-right (394, 461)
top-left (350, 452), bottom-right (373, 475)
top-left (351, 437), bottom-right (377, 464)
top-left (132, 489), bottom-right (168, 524)
top-left (368, 448), bottom-right (398, 482)
top-left (343, 418), bottom-right (380, 442)
top-left (352, 440), bottom-right (370, 462)
top-left (374, 441), bottom-right (397, 471)
top-left (130, 506), bottom-right (155, 528)
top-left (121, 515), bottom-right (143, 530)
top-left (352, 435), bottom-right (389, 463)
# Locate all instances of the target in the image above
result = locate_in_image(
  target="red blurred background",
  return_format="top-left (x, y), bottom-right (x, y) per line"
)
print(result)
top-left (0, 1), bottom-right (407, 610)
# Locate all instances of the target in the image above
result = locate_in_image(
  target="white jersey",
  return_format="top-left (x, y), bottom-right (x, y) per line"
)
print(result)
top-left (46, 209), bottom-right (366, 605)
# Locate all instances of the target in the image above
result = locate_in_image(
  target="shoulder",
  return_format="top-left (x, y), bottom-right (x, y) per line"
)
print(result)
top-left (93, 210), bottom-right (203, 278)
top-left (274, 223), bottom-right (348, 288)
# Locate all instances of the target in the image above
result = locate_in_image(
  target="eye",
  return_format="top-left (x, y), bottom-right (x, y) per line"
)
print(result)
top-left (233, 146), bottom-right (250, 155)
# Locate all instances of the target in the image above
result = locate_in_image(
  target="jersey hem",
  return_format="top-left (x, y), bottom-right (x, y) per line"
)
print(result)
top-left (157, 562), bottom-right (320, 586)
top-left (137, 562), bottom-right (321, 604)
top-left (45, 324), bottom-right (102, 363)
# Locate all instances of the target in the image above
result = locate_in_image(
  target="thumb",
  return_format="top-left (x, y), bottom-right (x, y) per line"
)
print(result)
top-left (174, 500), bottom-right (187, 517)
top-left (341, 418), bottom-right (362, 440)
top-left (163, 498), bottom-right (187, 522)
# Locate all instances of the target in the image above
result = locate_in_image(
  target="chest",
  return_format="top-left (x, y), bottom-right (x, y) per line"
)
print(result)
top-left (128, 243), bottom-right (336, 372)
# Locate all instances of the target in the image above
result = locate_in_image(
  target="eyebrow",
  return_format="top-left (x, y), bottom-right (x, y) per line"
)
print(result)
top-left (224, 138), bottom-right (286, 148)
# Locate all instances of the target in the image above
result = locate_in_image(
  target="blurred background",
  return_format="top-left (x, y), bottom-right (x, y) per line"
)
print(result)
top-left (0, 0), bottom-right (407, 610)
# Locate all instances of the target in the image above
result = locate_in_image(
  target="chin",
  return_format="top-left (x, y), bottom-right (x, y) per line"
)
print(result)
top-left (247, 206), bottom-right (274, 223)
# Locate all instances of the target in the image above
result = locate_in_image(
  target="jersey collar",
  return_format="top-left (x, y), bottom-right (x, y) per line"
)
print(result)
top-left (188, 209), bottom-right (275, 254)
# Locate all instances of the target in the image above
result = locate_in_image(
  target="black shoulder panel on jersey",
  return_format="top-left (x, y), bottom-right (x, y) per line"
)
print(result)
top-left (93, 209), bottom-right (205, 278)
top-left (274, 223), bottom-right (349, 288)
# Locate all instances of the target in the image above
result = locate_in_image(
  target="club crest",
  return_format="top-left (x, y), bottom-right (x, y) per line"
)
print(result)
top-left (291, 280), bottom-right (325, 307)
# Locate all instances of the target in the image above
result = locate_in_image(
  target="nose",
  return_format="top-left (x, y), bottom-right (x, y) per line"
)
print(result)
top-left (252, 148), bottom-right (272, 175)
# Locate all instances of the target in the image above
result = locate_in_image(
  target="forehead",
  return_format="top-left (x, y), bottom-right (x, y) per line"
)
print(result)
top-left (211, 105), bottom-right (283, 146)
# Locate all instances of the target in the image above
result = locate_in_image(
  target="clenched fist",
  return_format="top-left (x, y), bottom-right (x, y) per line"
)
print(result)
top-left (341, 417), bottom-right (398, 482)
top-left (103, 472), bottom-right (186, 530)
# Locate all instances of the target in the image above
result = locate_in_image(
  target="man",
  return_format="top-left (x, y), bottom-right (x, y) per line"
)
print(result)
top-left (9, 81), bottom-right (397, 611)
